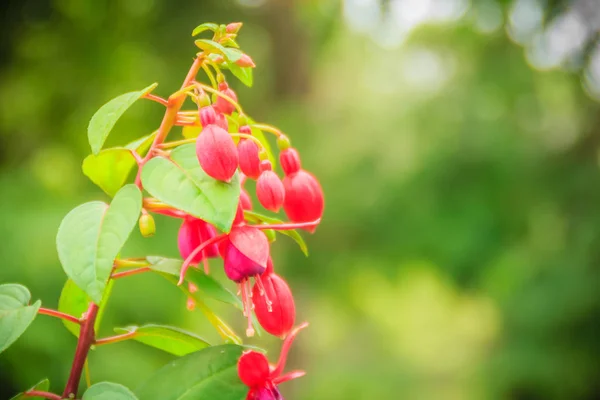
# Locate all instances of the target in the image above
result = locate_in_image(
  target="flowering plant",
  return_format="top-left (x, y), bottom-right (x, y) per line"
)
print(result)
top-left (1, 21), bottom-right (323, 400)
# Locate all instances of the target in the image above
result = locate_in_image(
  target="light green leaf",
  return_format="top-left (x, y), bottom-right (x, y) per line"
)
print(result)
top-left (113, 324), bottom-right (210, 356)
top-left (135, 345), bottom-right (247, 400)
top-left (88, 83), bottom-right (157, 155)
top-left (192, 22), bottom-right (219, 36)
top-left (146, 257), bottom-right (241, 308)
top-left (227, 62), bottom-right (253, 88)
top-left (56, 185), bottom-right (142, 303)
top-left (9, 378), bottom-right (50, 400)
top-left (194, 39), bottom-right (243, 62)
top-left (83, 382), bottom-right (138, 400)
top-left (0, 284), bottom-right (41, 353)
top-left (82, 149), bottom-right (135, 197)
top-left (244, 211), bottom-right (309, 256)
top-left (141, 144), bottom-right (240, 232)
top-left (58, 279), bottom-right (113, 337)
top-left (125, 131), bottom-right (157, 154)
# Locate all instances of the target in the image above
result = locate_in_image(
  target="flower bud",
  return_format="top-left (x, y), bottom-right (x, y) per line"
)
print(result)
top-left (283, 170), bottom-right (324, 232)
top-left (279, 148), bottom-right (301, 175)
top-left (253, 272), bottom-right (296, 337)
top-left (138, 213), bottom-right (156, 237)
top-left (226, 22), bottom-right (243, 34)
top-left (178, 218), bottom-right (219, 263)
top-left (238, 350), bottom-right (269, 387)
top-left (236, 54), bottom-right (256, 68)
top-left (238, 139), bottom-right (261, 179)
top-left (215, 111), bottom-right (229, 131)
top-left (256, 170), bottom-right (285, 212)
top-left (196, 124), bottom-right (238, 182)
top-left (214, 82), bottom-right (238, 115)
top-left (222, 226), bottom-right (269, 282)
top-left (276, 135), bottom-right (291, 150)
top-left (240, 188), bottom-right (253, 210)
top-left (199, 106), bottom-right (217, 127)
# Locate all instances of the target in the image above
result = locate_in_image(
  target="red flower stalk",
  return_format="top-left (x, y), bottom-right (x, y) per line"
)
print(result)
top-left (252, 260), bottom-right (295, 337)
top-left (214, 82), bottom-right (238, 115)
top-left (256, 161), bottom-right (285, 212)
top-left (282, 170), bottom-right (324, 232)
top-left (238, 322), bottom-right (308, 400)
top-left (238, 139), bottom-right (261, 179)
top-left (196, 124), bottom-right (238, 182)
top-left (178, 217), bottom-right (219, 273)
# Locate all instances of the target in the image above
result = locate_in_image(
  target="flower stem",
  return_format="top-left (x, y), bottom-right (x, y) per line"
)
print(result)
top-left (202, 63), bottom-right (218, 88)
top-left (114, 259), bottom-right (150, 268)
top-left (230, 133), bottom-right (265, 149)
top-left (24, 390), bottom-right (61, 400)
top-left (111, 267), bottom-right (151, 280)
top-left (251, 123), bottom-right (283, 137)
top-left (38, 307), bottom-right (81, 325)
top-left (194, 82), bottom-right (244, 115)
top-left (95, 331), bottom-right (136, 346)
top-left (178, 234), bottom-right (228, 285)
top-left (143, 93), bottom-right (168, 106)
top-left (62, 302), bottom-right (99, 398)
top-left (254, 219), bottom-right (321, 231)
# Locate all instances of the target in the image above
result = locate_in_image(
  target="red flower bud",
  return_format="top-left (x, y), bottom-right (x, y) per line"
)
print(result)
top-left (256, 170), bottom-right (285, 212)
top-left (283, 170), bottom-right (324, 232)
top-left (238, 351), bottom-right (270, 387)
top-left (177, 218), bottom-right (219, 264)
top-left (240, 188), bottom-right (253, 210)
top-left (196, 124), bottom-right (238, 182)
top-left (214, 82), bottom-right (238, 115)
top-left (222, 226), bottom-right (269, 282)
top-left (236, 54), bottom-right (256, 68)
top-left (253, 272), bottom-right (295, 337)
top-left (238, 139), bottom-right (261, 179)
top-left (226, 22), bottom-right (243, 34)
top-left (199, 106), bottom-right (217, 127)
top-left (279, 148), bottom-right (301, 176)
top-left (239, 125), bottom-right (252, 135)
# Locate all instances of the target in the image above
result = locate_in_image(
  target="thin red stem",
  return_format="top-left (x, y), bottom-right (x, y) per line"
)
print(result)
top-left (111, 267), bottom-right (151, 279)
top-left (272, 322), bottom-right (309, 378)
top-left (178, 234), bottom-right (228, 285)
top-left (253, 219), bottom-right (321, 231)
top-left (95, 331), bottom-right (136, 346)
top-left (143, 93), bottom-right (168, 106)
top-left (24, 390), bottom-right (61, 400)
top-left (38, 307), bottom-right (81, 325)
top-left (62, 302), bottom-right (99, 398)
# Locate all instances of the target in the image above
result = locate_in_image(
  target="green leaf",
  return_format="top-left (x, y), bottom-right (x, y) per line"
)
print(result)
top-left (244, 211), bottom-right (309, 256)
top-left (88, 83), bottom-right (157, 155)
top-left (249, 125), bottom-right (274, 166)
top-left (113, 324), bottom-right (210, 356)
top-left (82, 149), bottom-right (136, 197)
top-left (135, 344), bottom-right (247, 400)
top-left (9, 378), bottom-right (50, 400)
top-left (194, 39), bottom-right (243, 63)
top-left (83, 382), bottom-right (138, 400)
top-left (227, 62), bottom-right (253, 87)
top-left (192, 22), bottom-right (219, 36)
top-left (141, 144), bottom-right (240, 232)
top-left (58, 278), bottom-right (113, 337)
top-left (125, 131), bottom-right (157, 154)
top-left (0, 284), bottom-right (41, 354)
top-left (56, 185), bottom-right (142, 303)
top-left (146, 257), bottom-right (241, 308)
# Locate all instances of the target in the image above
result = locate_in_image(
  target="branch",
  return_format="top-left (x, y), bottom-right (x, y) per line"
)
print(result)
top-left (38, 307), bottom-right (81, 325)
top-left (95, 331), bottom-right (136, 346)
top-left (24, 390), bottom-right (61, 400)
top-left (111, 267), bottom-right (151, 280)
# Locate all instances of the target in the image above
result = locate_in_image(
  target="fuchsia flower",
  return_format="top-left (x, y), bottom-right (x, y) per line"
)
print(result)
top-left (177, 218), bottom-right (219, 265)
top-left (196, 124), bottom-right (238, 182)
top-left (238, 322), bottom-right (308, 400)
top-left (238, 139), bottom-right (261, 179)
top-left (256, 161), bottom-right (285, 212)
top-left (214, 82), bottom-right (238, 115)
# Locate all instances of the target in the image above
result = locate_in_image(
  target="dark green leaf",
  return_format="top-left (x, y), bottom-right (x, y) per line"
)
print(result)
top-left (136, 344), bottom-right (247, 400)
top-left (58, 278), bottom-right (113, 337)
top-left (88, 83), bottom-right (157, 155)
top-left (244, 211), bottom-right (309, 256)
top-left (56, 185), bottom-right (142, 303)
top-left (146, 257), bottom-right (241, 308)
top-left (0, 284), bottom-right (41, 353)
top-left (9, 378), bottom-right (50, 400)
top-left (192, 23), bottom-right (219, 36)
top-left (113, 324), bottom-right (210, 356)
top-left (141, 144), bottom-right (240, 232)
top-left (83, 382), bottom-right (138, 400)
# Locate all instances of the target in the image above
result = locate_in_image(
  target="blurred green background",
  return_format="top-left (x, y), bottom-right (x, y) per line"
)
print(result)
top-left (1, 0), bottom-right (600, 399)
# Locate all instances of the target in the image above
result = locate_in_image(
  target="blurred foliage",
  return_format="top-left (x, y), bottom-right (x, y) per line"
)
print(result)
top-left (1, 0), bottom-right (600, 399)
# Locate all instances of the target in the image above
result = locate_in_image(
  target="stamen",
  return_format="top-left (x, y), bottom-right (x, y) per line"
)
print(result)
top-left (255, 275), bottom-right (272, 312)
top-left (244, 280), bottom-right (255, 337)
top-left (240, 283), bottom-right (248, 317)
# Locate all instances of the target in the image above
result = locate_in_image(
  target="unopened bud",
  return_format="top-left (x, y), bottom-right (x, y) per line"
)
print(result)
top-left (139, 213), bottom-right (156, 237)
top-left (226, 22), bottom-right (243, 34)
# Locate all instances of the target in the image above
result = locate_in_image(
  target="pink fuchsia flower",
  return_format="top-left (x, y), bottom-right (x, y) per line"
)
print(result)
top-left (238, 139), bottom-right (261, 179)
top-left (196, 124), bottom-right (238, 182)
top-left (282, 170), bottom-right (324, 232)
top-left (177, 218), bottom-right (219, 266)
top-left (238, 322), bottom-right (308, 399)
top-left (279, 148), bottom-right (301, 176)
top-left (256, 161), bottom-right (285, 212)
top-left (214, 82), bottom-right (238, 115)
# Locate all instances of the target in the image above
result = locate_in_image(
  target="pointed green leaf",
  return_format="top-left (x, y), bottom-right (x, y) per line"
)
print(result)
top-left (9, 378), bottom-right (50, 400)
top-left (227, 62), bottom-right (253, 87)
top-left (58, 278), bottom-right (113, 337)
top-left (125, 131), bottom-right (157, 154)
top-left (0, 284), bottom-right (41, 353)
top-left (146, 257), bottom-right (241, 308)
top-left (243, 211), bottom-right (309, 256)
top-left (113, 324), bottom-right (210, 356)
top-left (194, 39), bottom-right (243, 62)
top-left (56, 185), bottom-right (142, 303)
top-left (83, 382), bottom-right (138, 400)
top-left (141, 144), bottom-right (240, 232)
top-left (82, 149), bottom-right (136, 197)
top-left (192, 23), bottom-right (218, 36)
top-left (88, 83), bottom-right (157, 155)
top-left (136, 345), bottom-right (247, 400)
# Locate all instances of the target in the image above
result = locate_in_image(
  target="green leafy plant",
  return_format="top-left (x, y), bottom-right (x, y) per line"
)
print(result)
top-left (1, 22), bottom-right (324, 400)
